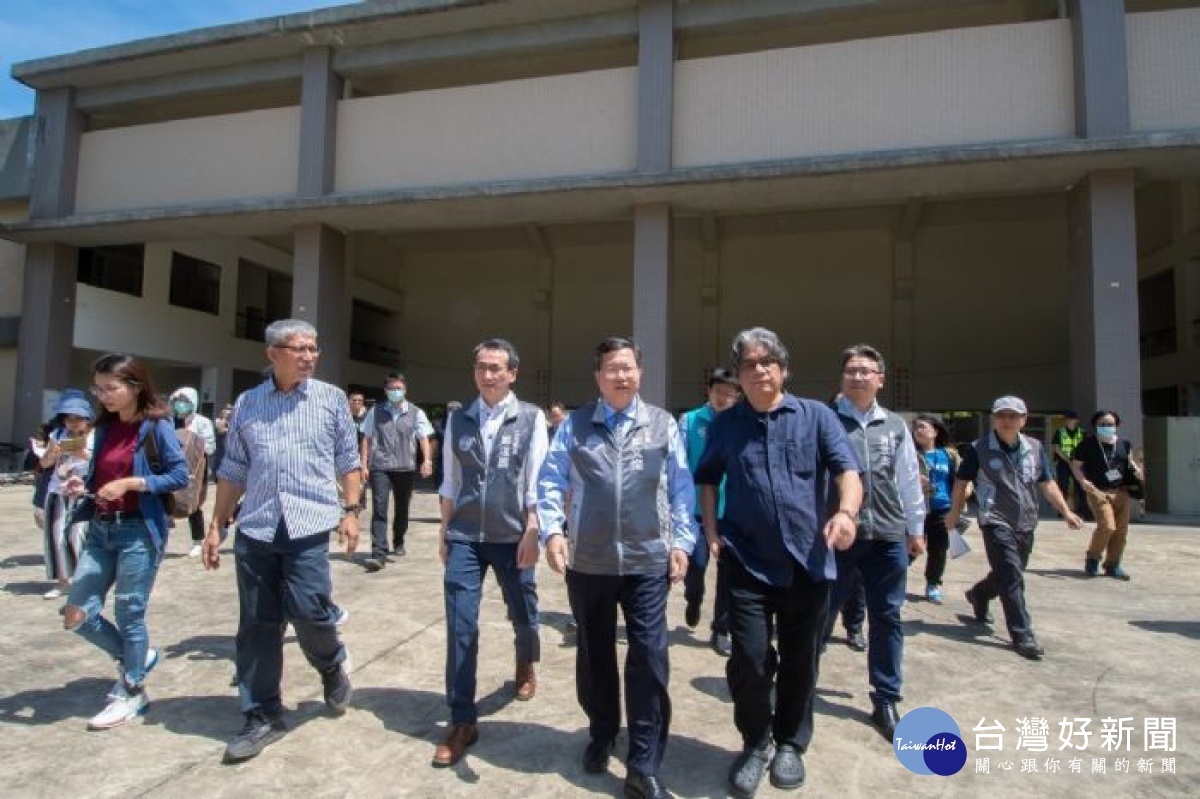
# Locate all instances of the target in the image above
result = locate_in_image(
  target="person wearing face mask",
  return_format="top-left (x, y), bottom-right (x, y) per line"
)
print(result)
top-left (169, 387), bottom-right (217, 558)
top-left (359, 372), bottom-right (434, 570)
top-left (1069, 411), bottom-right (1142, 580)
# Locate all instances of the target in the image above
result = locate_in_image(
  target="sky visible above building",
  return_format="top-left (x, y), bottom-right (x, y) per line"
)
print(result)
top-left (1, 0), bottom-right (356, 119)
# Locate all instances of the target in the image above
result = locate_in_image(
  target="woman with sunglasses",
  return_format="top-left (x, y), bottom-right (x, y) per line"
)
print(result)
top-left (61, 354), bottom-right (188, 730)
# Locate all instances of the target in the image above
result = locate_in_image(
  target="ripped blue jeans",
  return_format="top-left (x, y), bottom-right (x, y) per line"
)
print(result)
top-left (66, 517), bottom-right (162, 687)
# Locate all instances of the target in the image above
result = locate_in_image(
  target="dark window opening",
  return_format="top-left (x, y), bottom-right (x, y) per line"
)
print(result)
top-left (169, 252), bottom-right (221, 315)
top-left (77, 244), bottom-right (144, 297)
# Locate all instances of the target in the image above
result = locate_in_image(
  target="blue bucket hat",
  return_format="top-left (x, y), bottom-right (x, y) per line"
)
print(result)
top-left (53, 389), bottom-right (95, 422)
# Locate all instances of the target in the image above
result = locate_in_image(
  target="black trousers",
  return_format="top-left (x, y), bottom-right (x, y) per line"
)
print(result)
top-left (972, 524), bottom-right (1035, 642)
top-left (683, 533), bottom-right (730, 634)
top-left (726, 552), bottom-right (830, 752)
top-left (369, 469), bottom-right (416, 557)
top-left (825, 565), bottom-right (865, 638)
top-left (566, 568), bottom-right (671, 778)
top-left (923, 509), bottom-right (950, 585)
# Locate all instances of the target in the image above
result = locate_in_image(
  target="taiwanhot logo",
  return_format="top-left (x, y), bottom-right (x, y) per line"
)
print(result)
top-left (892, 707), bottom-right (968, 776)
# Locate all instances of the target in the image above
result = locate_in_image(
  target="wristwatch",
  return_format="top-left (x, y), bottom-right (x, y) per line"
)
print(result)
top-left (835, 508), bottom-right (858, 523)
top-left (341, 504), bottom-right (359, 516)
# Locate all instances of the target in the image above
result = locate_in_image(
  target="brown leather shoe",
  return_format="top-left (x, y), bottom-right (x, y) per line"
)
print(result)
top-left (432, 723), bottom-right (478, 768)
top-left (515, 662), bottom-right (537, 701)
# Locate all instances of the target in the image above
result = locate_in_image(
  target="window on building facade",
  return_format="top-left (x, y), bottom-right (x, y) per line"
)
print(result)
top-left (77, 244), bottom-right (144, 297)
top-left (169, 252), bottom-right (222, 315)
top-left (350, 299), bottom-right (402, 368)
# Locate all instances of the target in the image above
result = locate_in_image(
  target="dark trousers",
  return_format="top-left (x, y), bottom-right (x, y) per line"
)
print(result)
top-left (187, 508), bottom-right (205, 543)
top-left (923, 510), bottom-right (950, 585)
top-left (827, 539), bottom-right (908, 705)
top-left (234, 520), bottom-right (345, 716)
top-left (1056, 459), bottom-right (1090, 519)
top-left (444, 539), bottom-right (540, 724)
top-left (835, 567), bottom-right (866, 635)
top-left (684, 532), bottom-right (729, 634)
top-left (369, 469), bottom-right (416, 557)
top-left (566, 568), bottom-right (671, 778)
top-left (725, 552), bottom-right (829, 752)
top-left (972, 524), bottom-right (1036, 643)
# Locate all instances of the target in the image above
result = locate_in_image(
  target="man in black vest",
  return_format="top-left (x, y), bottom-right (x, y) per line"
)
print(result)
top-left (360, 373), bottom-right (433, 569)
top-left (432, 338), bottom-right (547, 767)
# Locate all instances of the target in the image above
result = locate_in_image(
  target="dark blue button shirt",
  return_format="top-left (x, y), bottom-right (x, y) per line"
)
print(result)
top-left (694, 394), bottom-right (859, 586)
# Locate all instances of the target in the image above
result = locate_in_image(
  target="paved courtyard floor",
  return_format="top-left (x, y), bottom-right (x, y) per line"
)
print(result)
top-left (0, 485), bottom-right (1196, 798)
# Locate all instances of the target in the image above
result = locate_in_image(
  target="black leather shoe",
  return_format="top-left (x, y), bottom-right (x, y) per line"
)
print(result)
top-left (847, 630), bottom-right (867, 652)
top-left (870, 702), bottom-right (899, 743)
top-left (769, 743), bottom-right (805, 789)
top-left (624, 772), bottom-right (673, 799)
top-left (728, 741), bottom-right (773, 799)
top-left (711, 631), bottom-right (733, 657)
top-left (1014, 637), bottom-right (1045, 661)
top-left (582, 738), bottom-right (614, 774)
top-left (965, 589), bottom-right (993, 623)
top-left (362, 557), bottom-right (384, 572)
top-left (684, 598), bottom-right (701, 629)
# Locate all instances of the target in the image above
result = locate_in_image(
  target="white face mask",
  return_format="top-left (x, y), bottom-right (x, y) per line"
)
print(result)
top-left (386, 388), bottom-right (405, 403)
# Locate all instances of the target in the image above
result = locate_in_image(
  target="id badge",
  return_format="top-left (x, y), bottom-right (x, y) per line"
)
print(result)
top-left (1104, 468), bottom-right (1122, 484)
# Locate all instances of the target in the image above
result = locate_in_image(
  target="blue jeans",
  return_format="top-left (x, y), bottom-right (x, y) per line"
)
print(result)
top-left (444, 539), bottom-right (540, 724)
top-left (829, 538), bottom-right (908, 705)
top-left (67, 517), bottom-right (162, 687)
top-left (234, 522), bottom-right (345, 716)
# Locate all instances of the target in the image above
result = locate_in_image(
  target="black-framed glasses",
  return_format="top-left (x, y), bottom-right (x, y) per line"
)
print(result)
top-left (274, 344), bottom-right (321, 356)
top-left (738, 356), bottom-right (780, 372)
top-left (842, 367), bottom-right (881, 379)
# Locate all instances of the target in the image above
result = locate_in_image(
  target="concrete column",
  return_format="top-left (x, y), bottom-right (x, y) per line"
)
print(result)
top-left (1068, 171), bottom-right (1142, 446)
top-left (633, 203), bottom-right (672, 408)
top-left (890, 200), bottom-right (922, 411)
top-left (1068, 0), bottom-right (1130, 138)
top-left (293, 223), bottom-right (347, 387)
top-left (298, 47), bottom-right (342, 198)
top-left (637, 0), bottom-right (674, 174)
top-left (29, 87), bottom-right (83, 220)
top-left (14, 244), bottom-right (78, 440)
top-left (201, 365), bottom-right (234, 415)
top-left (699, 214), bottom-right (722, 373)
top-left (525, 225), bottom-right (554, 407)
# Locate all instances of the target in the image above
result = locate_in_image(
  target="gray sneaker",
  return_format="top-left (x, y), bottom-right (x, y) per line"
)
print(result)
top-left (729, 741), bottom-right (774, 799)
top-left (321, 663), bottom-right (353, 715)
top-left (224, 712), bottom-right (287, 763)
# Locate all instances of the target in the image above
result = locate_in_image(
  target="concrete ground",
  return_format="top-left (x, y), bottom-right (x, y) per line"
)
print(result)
top-left (0, 485), bottom-right (1196, 798)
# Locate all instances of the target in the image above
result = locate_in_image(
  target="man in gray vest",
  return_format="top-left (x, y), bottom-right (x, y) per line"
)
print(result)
top-left (538, 337), bottom-right (696, 799)
top-left (360, 372), bottom-right (433, 570)
top-left (946, 396), bottom-right (1082, 660)
top-left (827, 344), bottom-right (926, 743)
top-left (432, 338), bottom-right (548, 768)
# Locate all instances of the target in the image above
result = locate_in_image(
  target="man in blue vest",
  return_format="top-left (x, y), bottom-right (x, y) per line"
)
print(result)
top-left (538, 337), bottom-right (696, 799)
top-left (678, 368), bottom-right (741, 656)
top-left (360, 372), bottom-right (433, 570)
top-left (433, 338), bottom-right (548, 767)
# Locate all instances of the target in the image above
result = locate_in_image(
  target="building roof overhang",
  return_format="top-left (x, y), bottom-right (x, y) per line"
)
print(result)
top-left (3, 133), bottom-right (1199, 246)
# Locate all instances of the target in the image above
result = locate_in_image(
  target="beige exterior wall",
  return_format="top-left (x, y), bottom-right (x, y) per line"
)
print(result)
top-left (335, 68), bottom-right (638, 193)
top-left (674, 19), bottom-right (1074, 168)
top-left (1127, 8), bottom-right (1200, 134)
top-left (370, 197), bottom-right (1071, 413)
top-left (75, 107), bottom-right (301, 213)
top-left (0, 201), bottom-right (27, 443)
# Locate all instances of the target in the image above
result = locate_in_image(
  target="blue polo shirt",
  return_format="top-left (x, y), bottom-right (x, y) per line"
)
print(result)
top-left (694, 393), bottom-right (860, 586)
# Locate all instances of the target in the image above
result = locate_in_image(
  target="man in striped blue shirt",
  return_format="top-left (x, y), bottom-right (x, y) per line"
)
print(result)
top-left (204, 319), bottom-right (363, 764)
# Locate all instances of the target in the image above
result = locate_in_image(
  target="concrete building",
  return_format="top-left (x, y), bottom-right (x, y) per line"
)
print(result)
top-left (3, 0), bottom-right (1200, 451)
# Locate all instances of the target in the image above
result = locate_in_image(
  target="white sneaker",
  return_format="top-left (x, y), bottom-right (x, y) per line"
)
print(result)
top-left (335, 607), bottom-right (349, 626)
top-left (188, 543), bottom-right (203, 558)
top-left (88, 688), bottom-right (149, 730)
top-left (111, 647), bottom-right (160, 698)
top-left (43, 587), bottom-right (63, 600)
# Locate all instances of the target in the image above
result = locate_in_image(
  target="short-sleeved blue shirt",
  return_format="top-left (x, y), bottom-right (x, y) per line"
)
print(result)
top-left (694, 394), bottom-right (860, 586)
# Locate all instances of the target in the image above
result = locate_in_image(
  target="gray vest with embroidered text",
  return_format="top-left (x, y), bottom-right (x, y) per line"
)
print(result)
top-left (369, 404), bottom-right (419, 471)
top-left (566, 400), bottom-right (674, 576)
top-left (446, 399), bottom-right (540, 544)
top-left (838, 408), bottom-right (910, 542)
top-left (973, 434), bottom-right (1044, 532)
